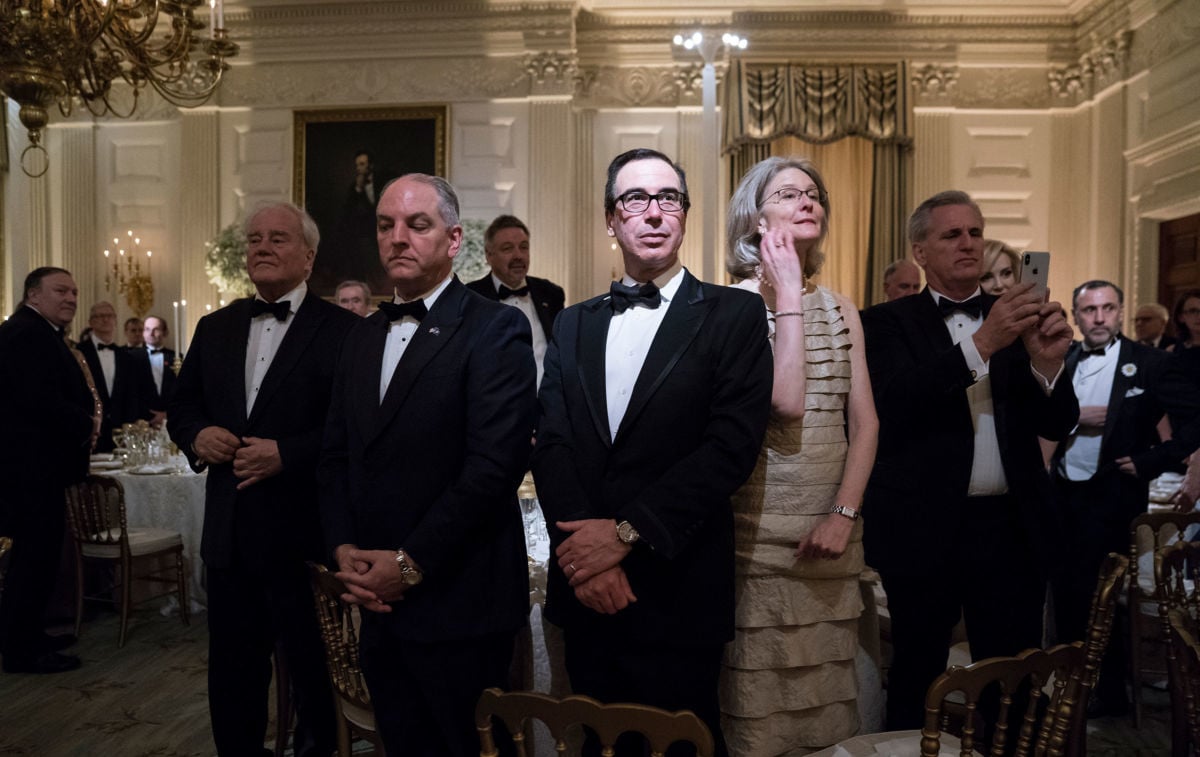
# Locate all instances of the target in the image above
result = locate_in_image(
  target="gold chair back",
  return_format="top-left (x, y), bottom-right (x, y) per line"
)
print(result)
top-left (1157, 540), bottom-right (1200, 757)
top-left (920, 643), bottom-right (1086, 757)
top-left (1129, 511), bottom-right (1200, 727)
top-left (476, 687), bottom-right (715, 757)
top-left (1167, 607), bottom-right (1200, 753)
top-left (307, 562), bottom-right (380, 757)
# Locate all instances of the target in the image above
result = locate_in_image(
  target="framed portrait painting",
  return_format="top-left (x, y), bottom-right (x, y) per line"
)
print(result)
top-left (293, 106), bottom-right (448, 297)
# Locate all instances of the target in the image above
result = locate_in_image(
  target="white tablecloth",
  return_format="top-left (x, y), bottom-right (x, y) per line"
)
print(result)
top-left (95, 466), bottom-right (207, 610)
top-left (810, 729), bottom-right (974, 757)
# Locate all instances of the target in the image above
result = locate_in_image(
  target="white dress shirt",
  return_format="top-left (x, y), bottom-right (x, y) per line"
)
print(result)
top-left (89, 333), bottom-right (117, 395)
top-left (147, 346), bottom-right (166, 394)
top-left (929, 287), bottom-right (1008, 496)
top-left (605, 263), bottom-right (684, 441)
top-left (245, 282), bottom-right (306, 415)
top-left (492, 273), bottom-right (548, 387)
top-left (380, 274), bottom-right (453, 403)
top-left (1059, 339), bottom-right (1119, 481)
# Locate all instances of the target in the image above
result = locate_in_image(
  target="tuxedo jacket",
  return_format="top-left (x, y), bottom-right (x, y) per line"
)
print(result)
top-left (1051, 336), bottom-right (1200, 521)
top-left (168, 292), bottom-right (358, 571)
top-left (0, 307), bottom-right (93, 508)
top-left (859, 289), bottom-right (1080, 576)
top-left (126, 346), bottom-right (177, 417)
top-left (530, 270), bottom-right (772, 646)
top-left (318, 278), bottom-right (537, 643)
top-left (466, 274), bottom-right (566, 338)
top-left (78, 337), bottom-right (144, 450)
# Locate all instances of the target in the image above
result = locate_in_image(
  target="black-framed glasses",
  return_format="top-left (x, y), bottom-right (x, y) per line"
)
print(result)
top-left (763, 186), bottom-right (826, 206)
top-left (616, 190), bottom-right (689, 214)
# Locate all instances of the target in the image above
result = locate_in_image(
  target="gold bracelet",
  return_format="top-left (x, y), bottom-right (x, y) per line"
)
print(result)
top-left (774, 311), bottom-right (804, 318)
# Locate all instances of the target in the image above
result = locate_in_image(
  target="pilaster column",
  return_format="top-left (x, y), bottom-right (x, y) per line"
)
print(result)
top-left (528, 98), bottom-right (574, 297)
top-left (179, 110), bottom-right (220, 355)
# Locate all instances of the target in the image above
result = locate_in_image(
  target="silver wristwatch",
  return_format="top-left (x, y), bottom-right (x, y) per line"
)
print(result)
top-left (616, 520), bottom-right (640, 545)
top-left (829, 505), bottom-right (860, 521)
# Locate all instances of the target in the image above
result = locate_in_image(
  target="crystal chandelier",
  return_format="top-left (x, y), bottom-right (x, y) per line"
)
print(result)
top-left (0, 0), bottom-right (238, 177)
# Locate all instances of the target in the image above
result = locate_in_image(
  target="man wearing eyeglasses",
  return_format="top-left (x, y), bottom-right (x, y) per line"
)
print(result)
top-left (1049, 280), bottom-right (1200, 717)
top-left (532, 148), bottom-right (772, 756)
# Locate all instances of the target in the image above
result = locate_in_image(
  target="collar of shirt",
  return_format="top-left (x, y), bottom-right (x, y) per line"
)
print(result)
top-left (89, 333), bottom-right (116, 349)
top-left (24, 303), bottom-right (64, 333)
top-left (620, 260), bottom-right (685, 305)
top-left (393, 272), bottom-right (453, 313)
top-left (1080, 338), bottom-right (1118, 356)
top-left (491, 273), bottom-right (528, 297)
top-left (254, 281), bottom-right (308, 321)
top-left (928, 285), bottom-right (984, 311)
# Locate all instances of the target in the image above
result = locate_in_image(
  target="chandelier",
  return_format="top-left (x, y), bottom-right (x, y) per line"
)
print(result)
top-left (0, 0), bottom-right (238, 177)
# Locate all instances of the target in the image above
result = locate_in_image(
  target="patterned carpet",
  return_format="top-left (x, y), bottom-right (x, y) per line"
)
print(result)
top-left (0, 605), bottom-right (1174, 756)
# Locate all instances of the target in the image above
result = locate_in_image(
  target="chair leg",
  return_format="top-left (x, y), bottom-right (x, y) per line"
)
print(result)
top-left (175, 548), bottom-right (190, 626)
top-left (118, 554), bottom-right (132, 648)
top-left (1130, 600), bottom-right (1143, 728)
top-left (73, 547), bottom-right (85, 639)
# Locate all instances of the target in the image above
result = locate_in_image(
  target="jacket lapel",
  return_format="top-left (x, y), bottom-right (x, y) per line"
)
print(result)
top-left (368, 280), bottom-right (465, 446)
top-left (576, 297), bottom-right (612, 447)
top-left (1101, 337), bottom-right (1135, 452)
top-left (614, 272), bottom-right (714, 445)
top-left (223, 300), bottom-right (253, 427)
top-left (246, 293), bottom-right (322, 427)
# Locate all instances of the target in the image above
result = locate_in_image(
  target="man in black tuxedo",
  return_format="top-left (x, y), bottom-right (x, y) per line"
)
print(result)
top-left (319, 174), bottom-right (536, 756)
top-left (530, 149), bottom-right (772, 756)
top-left (1051, 280), bottom-right (1200, 715)
top-left (466, 214), bottom-right (565, 385)
top-left (127, 315), bottom-right (176, 428)
top-left (1133, 302), bottom-right (1178, 350)
top-left (169, 202), bottom-right (355, 756)
top-left (860, 190), bottom-right (1079, 730)
top-left (0, 268), bottom-right (96, 674)
top-left (77, 300), bottom-right (142, 451)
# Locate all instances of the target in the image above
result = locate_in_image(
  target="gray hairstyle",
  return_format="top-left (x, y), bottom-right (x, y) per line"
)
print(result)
top-left (1136, 302), bottom-right (1169, 321)
top-left (883, 258), bottom-right (916, 282)
top-left (908, 190), bottom-right (981, 244)
top-left (243, 201), bottom-right (321, 251)
top-left (380, 174), bottom-right (461, 228)
top-left (725, 156), bottom-right (829, 281)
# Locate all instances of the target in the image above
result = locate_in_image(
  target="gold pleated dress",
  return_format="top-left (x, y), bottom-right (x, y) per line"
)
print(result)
top-left (719, 285), bottom-right (864, 756)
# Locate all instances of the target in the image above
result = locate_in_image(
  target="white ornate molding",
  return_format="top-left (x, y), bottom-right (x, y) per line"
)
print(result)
top-left (911, 64), bottom-right (958, 99)
top-left (1048, 29), bottom-right (1132, 103)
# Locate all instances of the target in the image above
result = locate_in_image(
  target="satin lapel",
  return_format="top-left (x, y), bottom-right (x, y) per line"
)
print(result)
top-left (354, 312), bottom-right (391, 444)
top-left (369, 282), bottom-right (465, 446)
top-left (576, 298), bottom-right (613, 447)
top-left (913, 288), bottom-right (955, 354)
top-left (224, 301), bottom-right (253, 426)
top-left (1064, 341), bottom-right (1083, 382)
top-left (615, 273), bottom-right (715, 445)
top-left (1101, 338), bottom-right (1135, 452)
top-left (247, 294), bottom-right (322, 427)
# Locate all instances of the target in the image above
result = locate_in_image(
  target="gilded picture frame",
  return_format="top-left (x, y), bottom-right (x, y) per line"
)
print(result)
top-left (293, 105), bottom-right (448, 297)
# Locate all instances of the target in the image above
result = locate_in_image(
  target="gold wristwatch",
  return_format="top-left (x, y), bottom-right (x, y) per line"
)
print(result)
top-left (395, 549), bottom-right (423, 586)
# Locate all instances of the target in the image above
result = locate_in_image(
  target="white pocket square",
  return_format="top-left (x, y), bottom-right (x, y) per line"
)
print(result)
top-left (1125, 386), bottom-right (1145, 398)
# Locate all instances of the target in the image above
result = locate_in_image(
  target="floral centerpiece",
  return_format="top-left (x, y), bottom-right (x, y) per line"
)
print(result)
top-left (452, 218), bottom-right (490, 283)
top-left (204, 223), bottom-right (255, 297)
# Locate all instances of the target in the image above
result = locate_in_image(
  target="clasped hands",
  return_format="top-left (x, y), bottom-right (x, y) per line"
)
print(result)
top-left (193, 426), bottom-right (282, 490)
top-left (333, 544), bottom-right (411, 613)
top-left (555, 518), bottom-right (637, 615)
top-left (972, 282), bottom-right (1072, 373)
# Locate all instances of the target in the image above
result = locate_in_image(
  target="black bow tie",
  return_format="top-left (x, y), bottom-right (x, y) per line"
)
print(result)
top-left (937, 295), bottom-right (983, 319)
top-left (497, 284), bottom-right (529, 299)
top-left (1080, 343), bottom-right (1112, 359)
top-left (378, 300), bottom-right (428, 322)
top-left (148, 348), bottom-right (164, 355)
top-left (250, 299), bottom-right (291, 321)
top-left (609, 281), bottom-right (662, 314)
top-left (95, 342), bottom-right (117, 351)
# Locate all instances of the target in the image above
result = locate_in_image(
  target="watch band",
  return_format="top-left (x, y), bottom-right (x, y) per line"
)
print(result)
top-left (829, 505), bottom-right (860, 521)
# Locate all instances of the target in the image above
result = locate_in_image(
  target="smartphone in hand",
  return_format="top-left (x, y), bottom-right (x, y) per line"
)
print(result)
top-left (1021, 251), bottom-right (1050, 301)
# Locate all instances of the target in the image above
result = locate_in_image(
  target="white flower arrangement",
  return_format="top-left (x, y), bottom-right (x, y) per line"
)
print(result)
top-left (203, 223), bottom-right (255, 297)
top-left (452, 218), bottom-right (490, 283)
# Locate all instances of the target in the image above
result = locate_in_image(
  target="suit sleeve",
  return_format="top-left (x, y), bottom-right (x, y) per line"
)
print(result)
top-left (167, 316), bottom-right (212, 472)
top-left (1132, 351), bottom-right (1200, 478)
top-left (317, 329), bottom-right (356, 557)
top-left (401, 306), bottom-right (538, 576)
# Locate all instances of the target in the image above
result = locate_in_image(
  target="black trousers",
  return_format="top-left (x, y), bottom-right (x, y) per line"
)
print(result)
top-left (563, 628), bottom-right (729, 757)
top-left (206, 557), bottom-right (336, 757)
top-left (1050, 472), bottom-right (1141, 705)
top-left (359, 619), bottom-right (516, 757)
top-left (0, 482), bottom-right (68, 663)
top-left (881, 494), bottom-right (1045, 730)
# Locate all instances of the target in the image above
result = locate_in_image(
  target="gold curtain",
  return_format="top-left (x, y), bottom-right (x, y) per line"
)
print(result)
top-left (769, 137), bottom-right (874, 307)
top-left (724, 61), bottom-right (911, 308)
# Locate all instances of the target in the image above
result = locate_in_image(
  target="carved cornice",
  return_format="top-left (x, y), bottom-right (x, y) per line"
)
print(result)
top-left (911, 64), bottom-right (958, 99)
top-left (1047, 29), bottom-right (1132, 103)
top-left (573, 64), bottom-right (715, 108)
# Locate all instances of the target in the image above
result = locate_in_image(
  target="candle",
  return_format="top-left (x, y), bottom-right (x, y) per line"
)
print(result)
top-left (146, 250), bottom-right (152, 276)
top-left (180, 300), bottom-right (188, 355)
top-left (172, 302), bottom-right (180, 352)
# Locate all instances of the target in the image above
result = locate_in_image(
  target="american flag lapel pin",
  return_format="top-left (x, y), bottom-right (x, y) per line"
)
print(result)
top-left (428, 326), bottom-right (440, 335)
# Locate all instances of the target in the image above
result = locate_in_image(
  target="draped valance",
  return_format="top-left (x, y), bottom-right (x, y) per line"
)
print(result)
top-left (723, 61), bottom-right (911, 153)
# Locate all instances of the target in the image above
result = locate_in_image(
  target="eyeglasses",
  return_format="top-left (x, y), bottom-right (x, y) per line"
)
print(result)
top-left (616, 190), bottom-right (689, 214)
top-left (1182, 308), bottom-right (1200, 317)
top-left (763, 186), bottom-right (826, 207)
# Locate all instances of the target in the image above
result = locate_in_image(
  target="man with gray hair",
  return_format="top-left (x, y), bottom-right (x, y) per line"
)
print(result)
top-left (170, 201), bottom-right (357, 756)
top-left (860, 189), bottom-right (1078, 729)
top-left (334, 279), bottom-right (372, 316)
top-left (320, 174), bottom-right (536, 755)
top-left (882, 258), bottom-right (921, 302)
top-left (1134, 302), bottom-right (1176, 349)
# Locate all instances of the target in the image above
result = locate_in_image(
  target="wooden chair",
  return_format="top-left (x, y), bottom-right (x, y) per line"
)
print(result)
top-left (0, 536), bottom-right (11, 597)
top-left (1129, 511), bottom-right (1200, 727)
top-left (1167, 608), bottom-right (1200, 754)
top-left (920, 644), bottom-right (1086, 757)
top-left (307, 562), bottom-right (381, 757)
top-left (476, 687), bottom-right (715, 757)
top-left (63, 474), bottom-right (189, 647)
top-left (1070, 552), bottom-right (1129, 756)
top-left (1156, 540), bottom-right (1200, 757)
